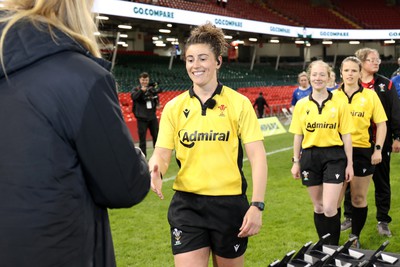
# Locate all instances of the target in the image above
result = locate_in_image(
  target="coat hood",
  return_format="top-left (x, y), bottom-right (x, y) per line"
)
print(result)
top-left (0, 21), bottom-right (110, 79)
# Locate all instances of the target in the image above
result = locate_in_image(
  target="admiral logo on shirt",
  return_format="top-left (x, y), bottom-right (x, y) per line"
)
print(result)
top-left (351, 111), bottom-right (365, 117)
top-left (178, 129), bottom-right (230, 148)
top-left (305, 122), bottom-right (337, 132)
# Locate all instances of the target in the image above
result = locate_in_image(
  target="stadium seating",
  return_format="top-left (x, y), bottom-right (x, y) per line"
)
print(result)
top-left (331, 0), bottom-right (400, 29)
top-left (119, 85), bottom-right (295, 139)
top-left (135, 0), bottom-right (400, 30)
top-left (266, 0), bottom-right (355, 29)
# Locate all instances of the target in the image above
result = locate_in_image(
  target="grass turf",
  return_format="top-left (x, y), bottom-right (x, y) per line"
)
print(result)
top-left (109, 130), bottom-right (400, 266)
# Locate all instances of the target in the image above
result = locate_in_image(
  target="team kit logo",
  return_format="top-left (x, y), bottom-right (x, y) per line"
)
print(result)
top-left (178, 129), bottom-right (230, 148)
top-left (305, 107), bottom-right (338, 132)
top-left (172, 228), bottom-right (183, 246)
top-left (178, 103), bottom-right (230, 148)
top-left (182, 104), bottom-right (228, 118)
top-left (305, 122), bottom-right (337, 132)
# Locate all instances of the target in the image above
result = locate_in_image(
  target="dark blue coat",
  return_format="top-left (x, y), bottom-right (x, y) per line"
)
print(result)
top-left (0, 21), bottom-right (150, 266)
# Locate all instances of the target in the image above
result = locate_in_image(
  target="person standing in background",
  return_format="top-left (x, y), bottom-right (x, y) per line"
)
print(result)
top-left (391, 57), bottom-right (400, 78)
top-left (148, 22), bottom-right (267, 267)
top-left (290, 71), bottom-right (312, 111)
top-left (0, 0), bottom-right (150, 266)
top-left (327, 70), bottom-right (339, 92)
top-left (391, 72), bottom-right (400, 99)
top-left (253, 92), bottom-right (269, 118)
top-left (342, 48), bottom-right (400, 237)
top-left (290, 60), bottom-right (354, 246)
top-left (131, 72), bottom-right (161, 157)
top-left (336, 56), bottom-right (387, 248)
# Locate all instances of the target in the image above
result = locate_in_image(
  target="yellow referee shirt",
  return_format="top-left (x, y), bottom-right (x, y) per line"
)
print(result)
top-left (336, 87), bottom-right (387, 148)
top-left (156, 84), bottom-right (264, 196)
top-left (289, 91), bottom-right (354, 148)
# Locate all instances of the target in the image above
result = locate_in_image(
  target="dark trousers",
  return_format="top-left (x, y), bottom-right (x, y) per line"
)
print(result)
top-left (257, 108), bottom-right (264, 118)
top-left (137, 118), bottom-right (159, 157)
top-left (344, 148), bottom-right (392, 223)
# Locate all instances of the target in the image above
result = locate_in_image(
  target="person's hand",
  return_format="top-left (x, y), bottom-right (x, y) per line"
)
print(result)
top-left (291, 163), bottom-right (301, 179)
top-left (371, 150), bottom-right (382, 165)
top-left (150, 164), bottom-right (164, 199)
top-left (238, 206), bottom-right (262, 238)
top-left (345, 164), bottom-right (353, 183)
top-left (392, 139), bottom-right (400, 153)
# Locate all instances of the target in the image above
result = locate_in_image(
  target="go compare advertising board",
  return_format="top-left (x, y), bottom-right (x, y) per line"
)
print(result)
top-left (92, 0), bottom-right (400, 40)
top-left (258, 117), bottom-right (287, 137)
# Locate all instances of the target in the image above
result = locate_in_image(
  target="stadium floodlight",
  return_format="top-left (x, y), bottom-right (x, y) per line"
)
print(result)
top-left (322, 40), bottom-right (333, 45)
top-left (270, 39), bottom-right (279, 43)
top-left (384, 40), bottom-right (395, 44)
top-left (159, 29), bottom-right (171, 33)
top-left (94, 32), bottom-right (101, 36)
top-left (167, 24), bottom-right (173, 28)
top-left (118, 25), bottom-right (132, 30)
top-left (249, 38), bottom-right (258, 42)
top-left (152, 37), bottom-right (159, 40)
top-left (224, 35), bottom-right (233, 39)
top-left (155, 43), bottom-right (166, 47)
top-left (349, 41), bottom-right (360, 44)
top-left (119, 34), bottom-right (128, 38)
top-left (295, 40), bottom-right (305, 44)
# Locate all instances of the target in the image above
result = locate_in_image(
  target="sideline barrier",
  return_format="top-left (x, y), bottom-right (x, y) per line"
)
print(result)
top-left (258, 117), bottom-right (287, 137)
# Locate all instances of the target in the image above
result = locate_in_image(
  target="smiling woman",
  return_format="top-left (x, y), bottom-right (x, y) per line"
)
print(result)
top-left (147, 22), bottom-right (268, 267)
top-left (289, 60), bottom-right (355, 246)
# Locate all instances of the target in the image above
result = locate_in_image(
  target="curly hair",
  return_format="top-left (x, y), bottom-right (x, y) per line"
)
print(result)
top-left (184, 22), bottom-right (227, 60)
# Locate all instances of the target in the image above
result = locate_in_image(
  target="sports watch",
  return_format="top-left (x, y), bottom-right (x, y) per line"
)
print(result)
top-left (375, 145), bottom-right (381, 150)
top-left (250, 202), bottom-right (265, 211)
top-left (292, 157), bottom-right (300, 163)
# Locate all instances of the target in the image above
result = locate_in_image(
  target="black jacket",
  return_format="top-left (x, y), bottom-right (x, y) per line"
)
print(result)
top-left (0, 21), bottom-right (150, 266)
top-left (131, 86), bottom-right (159, 121)
top-left (372, 74), bottom-right (400, 149)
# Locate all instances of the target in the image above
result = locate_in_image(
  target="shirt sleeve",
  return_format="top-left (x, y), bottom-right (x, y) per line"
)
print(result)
top-left (75, 74), bottom-right (150, 208)
top-left (155, 99), bottom-right (176, 150)
top-left (238, 98), bottom-right (264, 144)
top-left (289, 103), bottom-right (303, 135)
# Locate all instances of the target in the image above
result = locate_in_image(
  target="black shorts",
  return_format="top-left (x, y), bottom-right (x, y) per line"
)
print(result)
top-left (300, 146), bottom-right (347, 186)
top-left (168, 191), bottom-right (249, 258)
top-left (353, 147), bottom-right (375, 176)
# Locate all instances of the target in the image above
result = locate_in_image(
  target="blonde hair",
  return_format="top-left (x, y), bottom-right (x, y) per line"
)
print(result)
top-left (297, 71), bottom-right (308, 81)
top-left (0, 0), bottom-right (101, 69)
top-left (306, 60), bottom-right (332, 79)
top-left (355, 48), bottom-right (379, 62)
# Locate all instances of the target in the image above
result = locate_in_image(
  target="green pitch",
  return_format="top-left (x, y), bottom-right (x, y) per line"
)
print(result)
top-left (109, 130), bottom-right (400, 266)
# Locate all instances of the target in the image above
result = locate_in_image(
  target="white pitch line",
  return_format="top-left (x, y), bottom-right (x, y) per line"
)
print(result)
top-left (162, 146), bottom-right (293, 182)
